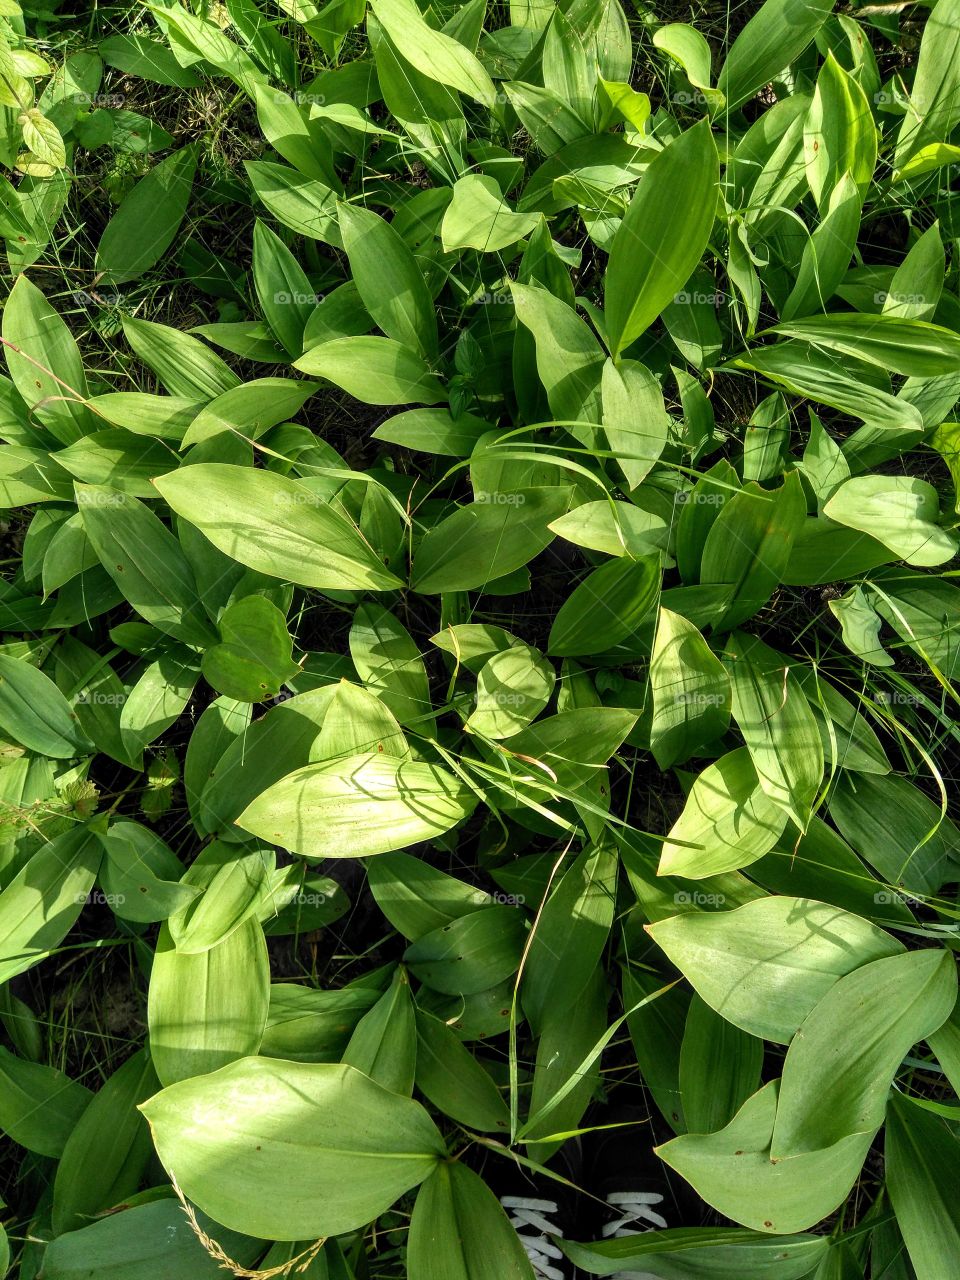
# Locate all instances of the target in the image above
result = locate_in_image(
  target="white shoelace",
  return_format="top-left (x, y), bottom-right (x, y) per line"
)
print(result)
top-left (603, 1190), bottom-right (668, 1280)
top-left (501, 1196), bottom-right (565, 1280)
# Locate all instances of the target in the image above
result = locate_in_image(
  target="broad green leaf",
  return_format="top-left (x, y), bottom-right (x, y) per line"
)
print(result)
top-left (648, 896), bottom-right (903, 1044)
top-left (561, 1227), bottom-right (829, 1279)
top-left (466, 642), bottom-right (555, 739)
top-left (803, 53), bottom-right (876, 208)
top-left (408, 1160), bottom-right (534, 1280)
top-left (343, 966), bottom-right (416, 1094)
top-left (658, 748), bottom-right (787, 878)
top-left (440, 174), bottom-right (540, 252)
top-left (77, 485), bottom-right (215, 647)
top-left (2, 275), bottom-right (95, 444)
top-left (700, 474), bottom-right (806, 632)
top-left (548, 556), bottom-right (660, 656)
top-left (548, 500), bottom-right (667, 559)
top-left (412, 488), bottom-right (570, 593)
top-left (0, 653), bottom-right (93, 757)
top-left (168, 840), bottom-right (276, 954)
top-left (725, 633), bottom-right (824, 831)
top-left (604, 120), bottom-right (718, 359)
top-left (649, 607), bottom-right (730, 769)
top-left (771, 948), bottom-right (956, 1155)
top-left (244, 160), bottom-right (341, 243)
top-left (828, 771), bottom-right (960, 897)
top-left (99, 823), bottom-right (199, 924)
top-left (680, 996), bottom-right (763, 1136)
top-left (769, 313), bottom-right (960, 378)
top-left (141, 1058), bottom-right (446, 1239)
top-left (823, 476), bottom-right (958, 567)
top-left (414, 1009), bottom-right (510, 1133)
top-left (370, 0), bottom-right (496, 106)
top-left (349, 603), bottom-right (434, 731)
top-left (52, 1049), bottom-right (158, 1233)
top-left (147, 918), bottom-right (270, 1086)
top-left (658, 1081), bottom-right (874, 1234)
top-left (600, 358), bottom-right (671, 489)
top-left (367, 852), bottom-right (493, 941)
top-left (39, 1198), bottom-right (260, 1280)
top-left (403, 905), bottom-right (527, 994)
top-left (339, 202), bottom-right (437, 358)
top-left (718, 0), bottom-right (833, 111)
top-left (0, 825), bottom-right (103, 984)
top-left (154, 463), bottom-right (401, 591)
top-left (182, 378), bottom-right (320, 446)
top-left (96, 145), bottom-right (197, 284)
top-left (121, 316), bottom-right (239, 399)
top-left (295, 334), bottom-right (445, 404)
top-left (0, 1045), bottom-right (91, 1157)
top-left (202, 595), bottom-right (299, 702)
top-left (894, 0), bottom-right (960, 167)
top-left (510, 282), bottom-right (605, 430)
top-left (238, 753), bottom-right (477, 858)
top-left (522, 842), bottom-right (616, 1035)
top-left (886, 1090), bottom-right (960, 1280)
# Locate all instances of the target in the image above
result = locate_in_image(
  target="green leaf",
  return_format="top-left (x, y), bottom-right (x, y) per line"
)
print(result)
top-left (725, 633), bottom-right (824, 831)
top-left (658, 747), bottom-right (787, 878)
top-left (0, 653), bottom-right (93, 757)
top-left (886, 1090), bottom-right (960, 1280)
top-left (604, 120), bottom-right (718, 359)
top-left (769, 313), bottom-right (960, 379)
top-left (2, 275), bottom-right (95, 444)
top-left (153, 463), bottom-right (401, 591)
top-left (121, 316), bottom-right (239, 400)
top-left (39, 1199), bottom-right (260, 1280)
top-left (466, 642), bottom-right (555, 739)
top-left (412, 489), bottom-right (570, 593)
top-left (561, 1227), bottom-right (829, 1279)
top-left (96, 146), bottom-right (197, 284)
top-left (77, 485), bottom-right (215, 647)
top-left (147, 918), bottom-right (270, 1086)
top-left (649, 607), bottom-right (730, 769)
top-left (52, 1049), bottom-right (158, 1233)
top-left (440, 174), bottom-right (541, 252)
top-left (803, 53), bottom-right (876, 208)
top-left (771, 947), bottom-right (956, 1156)
top-left (601, 358), bottom-right (670, 489)
top-left (647, 896), bottom-right (903, 1044)
top-left (295, 334), bottom-right (445, 404)
top-left (522, 842), bottom-right (616, 1035)
top-left (680, 996), bottom-right (764, 1136)
top-left (403, 905), bottom-right (527, 994)
top-left (718, 0), bottom-right (833, 111)
top-left (366, 851), bottom-right (493, 941)
top-left (339, 201), bottom-right (438, 358)
top-left (168, 840), bottom-right (277, 954)
top-left (548, 556), bottom-right (660, 657)
top-left (414, 1009), bottom-right (510, 1132)
top-left (349, 602), bottom-right (435, 731)
top-left (0, 825), bottom-right (103, 985)
top-left (823, 476), bottom-right (958, 567)
top-left (343, 966), bottom-right (417, 1094)
top-left (237, 753), bottom-right (477, 858)
top-left (700, 474), bottom-right (807, 633)
top-left (894, 0), bottom-right (960, 167)
top-left (202, 595), bottom-right (299, 702)
top-left (408, 1160), bottom-right (535, 1280)
top-left (370, 0), bottom-right (497, 106)
top-left (0, 1045), bottom-right (91, 1157)
top-left (140, 1058), bottom-right (446, 1239)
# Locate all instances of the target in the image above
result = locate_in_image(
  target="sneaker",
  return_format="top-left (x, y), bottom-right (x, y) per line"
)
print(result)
top-left (500, 1196), bottom-right (567, 1280)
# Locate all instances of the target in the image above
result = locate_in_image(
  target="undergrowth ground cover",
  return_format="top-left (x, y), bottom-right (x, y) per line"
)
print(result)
top-left (2, 0), bottom-right (960, 1276)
